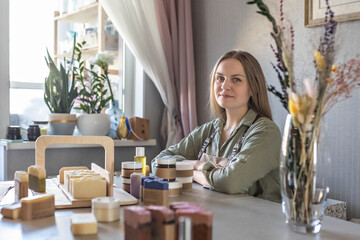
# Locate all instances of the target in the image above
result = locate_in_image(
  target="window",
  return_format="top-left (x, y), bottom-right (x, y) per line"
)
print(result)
top-left (8, 0), bottom-right (144, 137)
top-left (9, 0), bottom-right (55, 127)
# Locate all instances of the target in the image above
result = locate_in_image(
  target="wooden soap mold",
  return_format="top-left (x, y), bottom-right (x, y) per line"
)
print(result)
top-left (1, 136), bottom-right (138, 209)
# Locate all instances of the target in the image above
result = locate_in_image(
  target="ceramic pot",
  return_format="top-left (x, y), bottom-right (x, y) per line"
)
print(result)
top-left (77, 113), bottom-right (111, 136)
top-left (48, 113), bottom-right (77, 135)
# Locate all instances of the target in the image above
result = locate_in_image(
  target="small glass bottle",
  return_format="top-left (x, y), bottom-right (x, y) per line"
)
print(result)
top-left (134, 147), bottom-right (146, 176)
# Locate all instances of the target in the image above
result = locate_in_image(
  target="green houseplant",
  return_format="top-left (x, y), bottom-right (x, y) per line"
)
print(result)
top-left (74, 51), bottom-right (116, 136)
top-left (43, 37), bottom-right (84, 135)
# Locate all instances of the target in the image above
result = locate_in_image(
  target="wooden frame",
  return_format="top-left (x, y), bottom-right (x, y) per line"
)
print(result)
top-left (305, 0), bottom-right (360, 27)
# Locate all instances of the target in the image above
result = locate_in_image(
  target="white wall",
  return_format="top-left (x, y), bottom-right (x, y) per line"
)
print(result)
top-left (192, 0), bottom-right (360, 220)
top-left (0, 0), bottom-right (9, 139)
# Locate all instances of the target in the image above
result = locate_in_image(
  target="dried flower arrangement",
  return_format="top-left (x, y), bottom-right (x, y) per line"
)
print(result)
top-left (248, 0), bottom-right (360, 231)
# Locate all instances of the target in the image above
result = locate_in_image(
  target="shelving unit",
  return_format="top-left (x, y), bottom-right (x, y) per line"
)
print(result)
top-left (53, 1), bottom-right (119, 74)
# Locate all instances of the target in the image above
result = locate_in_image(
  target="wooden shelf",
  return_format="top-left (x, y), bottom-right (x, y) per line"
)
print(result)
top-left (0, 139), bottom-right (156, 150)
top-left (54, 2), bottom-right (98, 23)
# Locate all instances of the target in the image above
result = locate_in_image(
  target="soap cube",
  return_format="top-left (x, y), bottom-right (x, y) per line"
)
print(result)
top-left (28, 165), bottom-right (46, 193)
top-left (0, 202), bottom-right (22, 219)
top-left (71, 213), bottom-right (97, 235)
top-left (124, 206), bottom-right (151, 240)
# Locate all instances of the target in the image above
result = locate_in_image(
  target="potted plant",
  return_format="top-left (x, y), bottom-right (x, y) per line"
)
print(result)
top-left (74, 51), bottom-right (116, 136)
top-left (43, 37), bottom-right (84, 135)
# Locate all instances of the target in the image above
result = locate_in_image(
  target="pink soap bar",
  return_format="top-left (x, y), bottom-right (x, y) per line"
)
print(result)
top-left (170, 201), bottom-right (205, 212)
top-left (124, 206), bottom-right (151, 228)
top-left (175, 208), bottom-right (213, 226)
top-left (146, 206), bottom-right (175, 224)
top-left (130, 172), bottom-right (143, 199)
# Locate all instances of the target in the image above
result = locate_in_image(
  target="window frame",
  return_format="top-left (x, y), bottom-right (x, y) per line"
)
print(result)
top-left (0, 0), bottom-right (10, 139)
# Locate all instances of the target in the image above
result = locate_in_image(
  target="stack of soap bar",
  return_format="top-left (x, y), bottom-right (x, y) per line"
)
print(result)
top-left (121, 162), bottom-right (142, 193)
top-left (71, 175), bottom-right (106, 199)
top-left (147, 206), bottom-right (175, 240)
top-left (64, 169), bottom-right (98, 191)
top-left (0, 202), bottom-right (22, 219)
top-left (143, 179), bottom-right (169, 206)
top-left (59, 166), bottom-right (88, 184)
top-left (14, 171), bottom-right (29, 201)
top-left (21, 193), bottom-right (55, 220)
top-left (176, 161), bottom-right (193, 190)
top-left (130, 172), bottom-right (143, 199)
top-left (28, 165), bottom-right (46, 193)
top-left (124, 206), bottom-right (151, 240)
top-left (71, 213), bottom-right (97, 235)
top-left (92, 197), bottom-right (121, 222)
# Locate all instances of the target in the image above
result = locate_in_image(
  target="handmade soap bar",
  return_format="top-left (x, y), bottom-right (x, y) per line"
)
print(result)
top-left (28, 165), bottom-right (46, 193)
top-left (14, 171), bottom-right (29, 201)
top-left (143, 179), bottom-right (169, 206)
top-left (175, 208), bottom-right (213, 240)
top-left (71, 175), bottom-right (107, 199)
top-left (168, 181), bottom-right (182, 197)
top-left (59, 166), bottom-right (88, 184)
top-left (92, 197), bottom-right (121, 222)
top-left (21, 193), bottom-right (55, 220)
top-left (155, 158), bottom-right (176, 181)
top-left (176, 162), bottom-right (193, 190)
top-left (124, 206), bottom-right (151, 240)
top-left (130, 172), bottom-right (143, 199)
top-left (176, 177), bottom-right (193, 190)
top-left (0, 202), bottom-right (22, 219)
top-left (71, 213), bottom-right (98, 235)
top-left (64, 169), bottom-right (98, 191)
top-left (147, 206), bottom-right (175, 240)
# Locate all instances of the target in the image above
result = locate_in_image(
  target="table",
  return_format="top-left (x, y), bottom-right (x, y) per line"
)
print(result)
top-left (0, 183), bottom-right (359, 240)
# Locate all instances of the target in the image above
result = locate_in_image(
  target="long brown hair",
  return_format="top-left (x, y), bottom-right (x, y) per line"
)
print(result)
top-left (210, 50), bottom-right (272, 122)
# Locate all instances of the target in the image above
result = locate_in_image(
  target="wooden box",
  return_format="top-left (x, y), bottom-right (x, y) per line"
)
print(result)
top-left (128, 117), bottom-right (150, 140)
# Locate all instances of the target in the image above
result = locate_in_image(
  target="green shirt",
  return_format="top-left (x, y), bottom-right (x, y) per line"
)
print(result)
top-left (152, 109), bottom-right (282, 202)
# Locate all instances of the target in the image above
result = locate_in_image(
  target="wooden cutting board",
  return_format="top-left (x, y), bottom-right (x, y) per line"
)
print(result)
top-left (0, 178), bottom-right (138, 209)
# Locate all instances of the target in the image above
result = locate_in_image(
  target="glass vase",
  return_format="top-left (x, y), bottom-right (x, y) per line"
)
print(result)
top-left (280, 114), bottom-right (330, 234)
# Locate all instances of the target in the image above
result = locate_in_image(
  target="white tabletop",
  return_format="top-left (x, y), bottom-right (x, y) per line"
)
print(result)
top-left (0, 183), bottom-right (359, 240)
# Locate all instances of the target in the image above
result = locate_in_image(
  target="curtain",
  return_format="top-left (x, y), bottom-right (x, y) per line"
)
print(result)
top-left (100, 0), bottom-right (197, 147)
top-left (154, 0), bottom-right (197, 137)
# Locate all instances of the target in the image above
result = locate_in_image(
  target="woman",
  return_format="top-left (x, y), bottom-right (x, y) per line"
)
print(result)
top-left (152, 50), bottom-right (281, 202)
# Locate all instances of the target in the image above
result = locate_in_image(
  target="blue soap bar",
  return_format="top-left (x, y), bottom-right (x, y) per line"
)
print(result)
top-left (141, 176), bottom-right (163, 186)
top-left (144, 179), bottom-right (169, 190)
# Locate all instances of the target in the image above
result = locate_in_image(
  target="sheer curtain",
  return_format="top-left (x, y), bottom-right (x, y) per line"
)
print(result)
top-left (100, 0), bottom-right (197, 147)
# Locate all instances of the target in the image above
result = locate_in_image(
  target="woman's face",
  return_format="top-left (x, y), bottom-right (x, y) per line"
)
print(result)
top-left (214, 58), bottom-right (251, 113)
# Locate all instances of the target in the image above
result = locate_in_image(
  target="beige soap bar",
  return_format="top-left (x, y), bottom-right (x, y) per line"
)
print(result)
top-left (71, 176), bottom-right (107, 199)
top-left (71, 213), bottom-right (98, 235)
top-left (28, 165), bottom-right (46, 193)
top-left (21, 193), bottom-right (55, 220)
top-left (0, 202), bottom-right (22, 219)
top-left (59, 166), bottom-right (88, 184)
top-left (64, 170), bottom-right (98, 191)
top-left (14, 171), bottom-right (29, 201)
